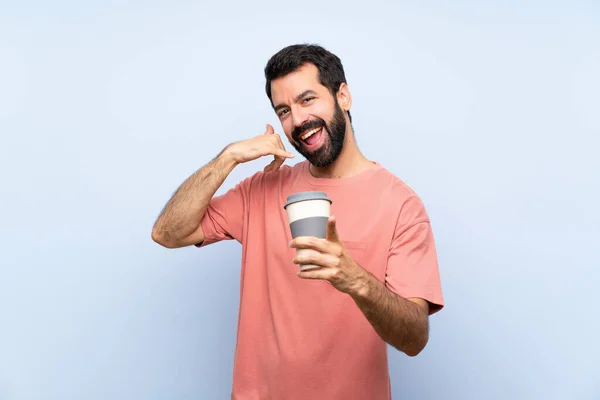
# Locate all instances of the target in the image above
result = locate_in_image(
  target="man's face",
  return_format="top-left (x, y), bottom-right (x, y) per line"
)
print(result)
top-left (270, 64), bottom-right (347, 167)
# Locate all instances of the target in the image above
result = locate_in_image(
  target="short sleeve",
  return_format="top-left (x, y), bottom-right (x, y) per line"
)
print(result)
top-left (195, 177), bottom-right (250, 248)
top-left (385, 194), bottom-right (444, 315)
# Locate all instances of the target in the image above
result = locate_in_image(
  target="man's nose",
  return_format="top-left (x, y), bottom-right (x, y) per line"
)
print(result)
top-left (291, 107), bottom-right (309, 130)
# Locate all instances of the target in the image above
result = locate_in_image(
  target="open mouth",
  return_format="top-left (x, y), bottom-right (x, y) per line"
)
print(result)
top-left (299, 126), bottom-right (324, 148)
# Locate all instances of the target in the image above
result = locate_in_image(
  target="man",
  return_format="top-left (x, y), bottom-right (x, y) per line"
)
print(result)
top-left (152, 44), bottom-right (444, 399)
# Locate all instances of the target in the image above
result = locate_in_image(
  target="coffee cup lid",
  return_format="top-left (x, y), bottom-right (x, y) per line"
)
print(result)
top-left (283, 191), bottom-right (332, 209)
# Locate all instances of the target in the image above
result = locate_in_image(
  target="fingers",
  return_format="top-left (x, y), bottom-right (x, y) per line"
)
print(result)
top-left (262, 127), bottom-right (294, 172)
top-left (290, 236), bottom-right (332, 253)
top-left (273, 131), bottom-right (285, 148)
top-left (293, 249), bottom-right (338, 269)
top-left (264, 124), bottom-right (275, 135)
top-left (326, 216), bottom-right (340, 242)
top-left (263, 124), bottom-right (295, 172)
top-left (270, 156), bottom-right (285, 172)
top-left (270, 132), bottom-right (294, 157)
top-left (297, 268), bottom-right (336, 280)
top-left (263, 159), bottom-right (276, 172)
top-left (274, 148), bottom-right (295, 159)
top-left (264, 149), bottom-right (293, 172)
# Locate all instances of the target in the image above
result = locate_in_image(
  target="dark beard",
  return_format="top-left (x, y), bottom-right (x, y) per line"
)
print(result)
top-left (290, 101), bottom-right (346, 168)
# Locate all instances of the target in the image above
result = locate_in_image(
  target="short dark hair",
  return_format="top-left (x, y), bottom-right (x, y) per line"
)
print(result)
top-left (264, 44), bottom-right (352, 122)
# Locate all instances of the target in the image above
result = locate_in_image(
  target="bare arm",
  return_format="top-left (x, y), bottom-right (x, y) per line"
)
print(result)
top-left (151, 125), bottom-right (294, 248)
top-left (350, 271), bottom-right (430, 356)
top-left (292, 216), bottom-right (431, 356)
top-left (151, 149), bottom-right (237, 248)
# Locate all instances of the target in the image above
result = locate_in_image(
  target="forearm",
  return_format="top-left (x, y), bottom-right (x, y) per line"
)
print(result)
top-left (350, 271), bottom-right (429, 356)
top-left (152, 147), bottom-right (237, 247)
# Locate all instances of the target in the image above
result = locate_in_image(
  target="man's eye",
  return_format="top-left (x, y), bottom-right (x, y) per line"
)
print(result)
top-left (279, 109), bottom-right (289, 117)
top-left (303, 97), bottom-right (315, 104)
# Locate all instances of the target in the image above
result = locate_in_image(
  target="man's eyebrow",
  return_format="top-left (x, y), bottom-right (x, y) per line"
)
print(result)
top-left (274, 90), bottom-right (317, 112)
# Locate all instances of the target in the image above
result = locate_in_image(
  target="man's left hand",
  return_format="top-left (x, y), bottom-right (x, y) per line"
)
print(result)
top-left (290, 216), bottom-right (367, 294)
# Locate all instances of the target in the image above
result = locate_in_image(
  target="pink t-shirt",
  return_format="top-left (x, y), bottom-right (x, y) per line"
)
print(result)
top-left (197, 160), bottom-right (444, 400)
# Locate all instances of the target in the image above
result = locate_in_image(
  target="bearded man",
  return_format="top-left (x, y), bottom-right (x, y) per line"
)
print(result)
top-left (152, 44), bottom-right (445, 400)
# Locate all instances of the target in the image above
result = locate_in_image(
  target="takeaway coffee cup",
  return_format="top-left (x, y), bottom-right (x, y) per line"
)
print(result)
top-left (283, 191), bottom-right (333, 271)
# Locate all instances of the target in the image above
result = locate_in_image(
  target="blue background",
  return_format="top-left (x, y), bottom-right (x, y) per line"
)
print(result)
top-left (1, 1), bottom-right (598, 399)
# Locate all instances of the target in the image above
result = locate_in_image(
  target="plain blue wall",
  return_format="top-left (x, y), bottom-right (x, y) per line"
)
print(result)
top-left (1, 1), bottom-right (598, 399)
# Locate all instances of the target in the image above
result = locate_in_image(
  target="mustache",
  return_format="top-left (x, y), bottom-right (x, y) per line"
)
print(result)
top-left (292, 118), bottom-right (326, 141)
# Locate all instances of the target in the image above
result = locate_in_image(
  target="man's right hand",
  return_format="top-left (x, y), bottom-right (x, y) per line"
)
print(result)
top-left (225, 124), bottom-right (295, 173)
top-left (152, 124), bottom-right (295, 248)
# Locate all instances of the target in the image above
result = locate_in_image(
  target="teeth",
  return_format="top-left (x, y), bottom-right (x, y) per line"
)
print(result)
top-left (300, 127), bottom-right (321, 140)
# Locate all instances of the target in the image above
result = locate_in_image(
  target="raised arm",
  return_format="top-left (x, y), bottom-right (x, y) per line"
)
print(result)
top-left (151, 125), bottom-right (294, 248)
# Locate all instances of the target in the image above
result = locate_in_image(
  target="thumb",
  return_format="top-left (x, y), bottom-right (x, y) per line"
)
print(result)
top-left (264, 124), bottom-right (274, 135)
top-left (326, 216), bottom-right (340, 242)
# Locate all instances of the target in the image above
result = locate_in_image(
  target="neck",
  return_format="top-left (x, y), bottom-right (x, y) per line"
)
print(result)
top-left (309, 127), bottom-right (372, 179)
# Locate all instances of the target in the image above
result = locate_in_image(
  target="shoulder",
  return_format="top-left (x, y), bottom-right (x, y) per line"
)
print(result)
top-left (370, 163), bottom-right (431, 223)
top-left (371, 162), bottom-right (421, 200)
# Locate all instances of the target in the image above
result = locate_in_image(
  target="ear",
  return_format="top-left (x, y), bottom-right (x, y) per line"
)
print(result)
top-left (336, 83), bottom-right (352, 112)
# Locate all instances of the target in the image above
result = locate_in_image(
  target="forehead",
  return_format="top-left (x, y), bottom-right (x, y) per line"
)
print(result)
top-left (270, 63), bottom-right (326, 101)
